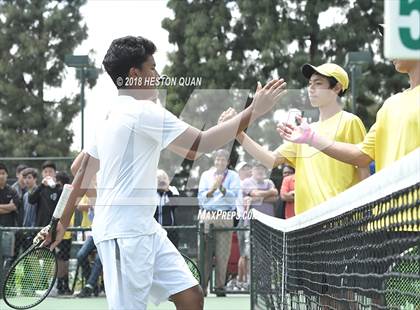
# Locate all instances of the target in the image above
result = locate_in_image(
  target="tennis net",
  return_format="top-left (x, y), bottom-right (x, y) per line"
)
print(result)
top-left (251, 148), bottom-right (420, 310)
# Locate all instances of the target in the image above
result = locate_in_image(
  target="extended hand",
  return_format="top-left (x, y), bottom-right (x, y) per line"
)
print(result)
top-left (251, 79), bottom-right (287, 117)
top-left (218, 107), bottom-right (238, 124)
top-left (277, 116), bottom-right (315, 145)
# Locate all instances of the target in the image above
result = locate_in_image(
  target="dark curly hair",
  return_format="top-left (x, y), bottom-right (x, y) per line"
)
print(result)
top-left (0, 163), bottom-right (8, 174)
top-left (41, 161), bottom-right (56, 172)
top-left (56, 171), bottom-right (71, 186)
top-left (103, 36), bottom-right (157, 89)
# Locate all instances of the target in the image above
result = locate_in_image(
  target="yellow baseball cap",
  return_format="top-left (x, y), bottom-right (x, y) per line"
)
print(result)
top-left (302, 63), bottom-right (349, 91)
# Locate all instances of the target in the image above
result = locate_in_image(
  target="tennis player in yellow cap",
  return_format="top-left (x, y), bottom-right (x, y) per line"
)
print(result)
top-left (219, 63), bottom-right (369, 215)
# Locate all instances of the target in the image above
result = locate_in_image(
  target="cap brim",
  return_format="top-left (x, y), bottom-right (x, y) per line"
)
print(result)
top-left (302, 64), bottom-right (318, 79)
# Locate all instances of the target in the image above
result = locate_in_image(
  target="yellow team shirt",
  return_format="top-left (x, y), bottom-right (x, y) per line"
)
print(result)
top-left (63, 214), bottom-right (74, 240)
top-left (358, 85), bottom-right (420, 171)
top-left (80, 210), bottom-right (92, 228)
top-left (358, 85), bottom-right (420, 231)
top-left (275, 111), bottom-right (366, 215)
top-left (64, 196), bottom-right (92, 239)
top-left (79, 196), bottom-right (93, 228)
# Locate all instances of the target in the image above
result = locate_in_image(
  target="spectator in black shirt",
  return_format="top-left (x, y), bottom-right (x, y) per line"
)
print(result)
top-left (0, 163), bottom-right (19, 227)
top-left (0, 163), bottom-right (19, 270)
top-left (28, 161), bottom-right (62, 227)
top-left (11, 164), bottom-right (28, 257)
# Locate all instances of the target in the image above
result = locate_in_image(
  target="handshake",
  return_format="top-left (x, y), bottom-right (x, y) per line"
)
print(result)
top-left (218, 106), bottom-right (315, 146)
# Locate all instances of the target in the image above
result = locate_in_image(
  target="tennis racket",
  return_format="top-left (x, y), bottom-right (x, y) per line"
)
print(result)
top-left (2, 184), bottom-right (73, 309)
top-left (182, 253), bottom-right (201, 284)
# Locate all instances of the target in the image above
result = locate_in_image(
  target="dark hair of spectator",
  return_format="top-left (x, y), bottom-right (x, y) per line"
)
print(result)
top-left (0, 163), bottom-right (8, 174)
top-left (103, 36), bottom-right (157, 89)
top-left (41, 161), bottom-right (56, 171)
top-left (16, 164), bottom-right (28, 175)
top-left (22, 168), bottom-right (38, 179)
top-left (56, 171), bottom-right (71, 185)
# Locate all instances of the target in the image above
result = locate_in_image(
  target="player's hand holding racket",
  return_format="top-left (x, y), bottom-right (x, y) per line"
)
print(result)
top-left (36, 220), bottom-right (66, 251)
top-left (2, 184), bottom-right (73, 309)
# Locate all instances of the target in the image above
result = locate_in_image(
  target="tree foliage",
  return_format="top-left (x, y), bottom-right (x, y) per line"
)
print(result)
top-left (0, 0), bottom-right (94, 158)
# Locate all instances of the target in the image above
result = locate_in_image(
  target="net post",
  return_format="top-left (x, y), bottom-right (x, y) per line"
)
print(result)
top-left (198, 222), bottom-right (206, 289)
top-left (209, 223), bottom-right (215, 293)
top-left (250, 216), bottom-right (255, 310)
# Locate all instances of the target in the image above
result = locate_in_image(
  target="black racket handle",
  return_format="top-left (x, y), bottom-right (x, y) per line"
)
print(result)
top-left (50, 218), bottom-right (59, 243)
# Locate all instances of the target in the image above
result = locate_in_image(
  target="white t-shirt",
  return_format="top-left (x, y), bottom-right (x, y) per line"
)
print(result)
top-left (85, 95), bottom-right (189, 244)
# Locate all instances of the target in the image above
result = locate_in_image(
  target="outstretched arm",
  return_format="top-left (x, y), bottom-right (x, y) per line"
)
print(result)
top-left (169, 80), bottom-right (287, 160)
top-left (277, 117), bottom-right (372, 167)
top-left (237, 132), bottom-right (285, 169)
top-left (314, 138), bottom-right (371, 168)
top-left (216, 107), bottom-right (286, 169)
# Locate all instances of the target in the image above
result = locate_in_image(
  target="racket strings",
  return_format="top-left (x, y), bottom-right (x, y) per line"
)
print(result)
top-left (4, 248), bottom-right (57, 309)
top-left (183, 255), bottom-right (201, 283)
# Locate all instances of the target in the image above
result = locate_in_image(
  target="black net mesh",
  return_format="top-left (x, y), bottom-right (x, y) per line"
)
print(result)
top-left (251, 182), bottom-right (420, 310)
top-left (252, 219), bottom-right (285, 309)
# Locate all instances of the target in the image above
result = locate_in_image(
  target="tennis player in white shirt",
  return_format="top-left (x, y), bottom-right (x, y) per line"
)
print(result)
top-left (40, 35), bottom-right (286, 310)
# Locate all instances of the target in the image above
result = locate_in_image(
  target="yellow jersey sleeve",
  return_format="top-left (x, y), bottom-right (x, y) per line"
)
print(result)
top-left (345, 115), bottom-right (366, 144)
top-left (274, 142), bottom-right (297, 167)
top-left (358, 123), bottom-right (376, 161)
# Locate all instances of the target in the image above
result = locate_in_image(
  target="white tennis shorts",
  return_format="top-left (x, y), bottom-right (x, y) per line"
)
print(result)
top-left (96, 227), bottom-right (198, 310)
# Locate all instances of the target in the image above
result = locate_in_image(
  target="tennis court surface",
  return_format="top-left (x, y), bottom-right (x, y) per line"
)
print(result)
top-left (0, 295), bottom-right (250, 310)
